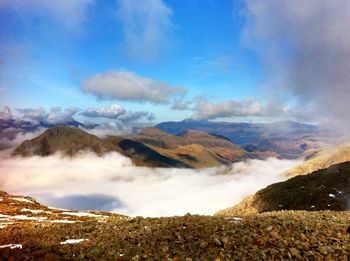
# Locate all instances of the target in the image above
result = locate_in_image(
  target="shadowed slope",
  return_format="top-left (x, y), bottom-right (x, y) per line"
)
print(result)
top-left (217, 162), bottom-right (350, 216)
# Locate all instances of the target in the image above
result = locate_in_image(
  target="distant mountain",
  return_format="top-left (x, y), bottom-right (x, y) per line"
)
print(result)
top-left (12, 125), bottom-right (119, 157)
top-left (156, 119), bottom-right (326, 159)
top-left (0, 118), bottom-right (94, 150)
top-left (216, 161), bottom-right (350, 216)
top-left (13, 126), bottom-right (246, 168)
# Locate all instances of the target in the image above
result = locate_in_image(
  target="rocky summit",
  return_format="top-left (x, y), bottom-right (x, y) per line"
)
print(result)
top-left (1, 191), bottom-right (350, 260)
top-left (217, 161), bottom-right (350, 217)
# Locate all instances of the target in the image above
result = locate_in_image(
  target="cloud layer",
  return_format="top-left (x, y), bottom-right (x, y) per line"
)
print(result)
top-left (116, 0), bottom-right (175, 61)
top-left (82, 70), bottom-right (186, 104)
top-left (0, 151), bottom-right (301, 217)
top-left (243, 0), bottom-right (350, 131)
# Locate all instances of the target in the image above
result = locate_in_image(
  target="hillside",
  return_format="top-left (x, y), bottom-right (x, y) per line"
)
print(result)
top-left (216, 161), bottom-right (350, 216)
top-left (156, 120), bottom-right (326, 159)
top-left (1, 191), bottom-right (349, 260)
top-left (12, 125), bottom-right (245, 168)
top-left (12, 125), bottom-right (119, 157)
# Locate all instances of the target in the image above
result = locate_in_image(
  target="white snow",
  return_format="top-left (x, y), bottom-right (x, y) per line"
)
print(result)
top-left (21, 208), bottom-right (52, 214)
top-left (0, 244), bottom-right (22, 249)
top-left (48, 206), bottom-right (67, 211)
top-left (60, 239), bottom-right (89, 244)
top-left (62, 212), bottom-right (107, 218)
top-left (329, 194), bottom-right (336, 198)
top-left (11, 197), bottom-right (34, 204)
top-left (0, 222), bottom-right (14, 229)
top-left (0, 214), bottom-right (47, 221)
top-left (49, 220), bottom-right (76, 224)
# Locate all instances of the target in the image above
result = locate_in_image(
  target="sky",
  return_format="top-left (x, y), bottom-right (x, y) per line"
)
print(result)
top-left (1, 0), bottom-right (350, 128)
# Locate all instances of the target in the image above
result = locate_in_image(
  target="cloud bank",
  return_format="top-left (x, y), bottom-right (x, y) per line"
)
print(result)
top-left (81, 104), bottom-right (153, 123)
top-left (191, 97), bottom-right (264, 120)
top-left (0, 152), bottom-right (301, 217)
top-left (82, 70), bottom-right (186, 104)
top-left (17, 107), bottom-right (80, 125)
top-left (116, 0), bottom-right (175, 61)
top-left (243, 0), bottom-right (350, 131)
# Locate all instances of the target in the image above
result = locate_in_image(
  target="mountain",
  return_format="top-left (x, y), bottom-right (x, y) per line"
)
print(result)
top-left (12, 125), bottom-right (119, 157)
top-left (12, 125), bottom-right (246, 168)
top-left (0, 118), bottom-right (96, 150)
top-left (216, 161), bottom-right (350, 216)
top-left (156, 120), bottom-right (326, 159)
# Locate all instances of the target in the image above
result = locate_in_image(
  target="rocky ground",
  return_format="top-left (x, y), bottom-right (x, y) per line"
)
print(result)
top-left (1, 191), bottom-right (350, 260)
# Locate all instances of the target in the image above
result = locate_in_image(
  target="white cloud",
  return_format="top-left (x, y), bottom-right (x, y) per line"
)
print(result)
top-left (192, 97), bottom-right (265, 120)
top-left (81, 104), bottom-right (125, 119)
top-left (0, 151), bottom-right (301, 217)
top-left (116, 0), bottom-right (175, 61)
top-left (0, 0), bottom-right (94, 32)
top-left (16, 107), bottom-right (80, 125)
top-left (82, 70), bottom-right (186, 104)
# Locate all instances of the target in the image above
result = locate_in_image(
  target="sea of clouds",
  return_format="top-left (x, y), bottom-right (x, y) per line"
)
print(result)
top-left (0, 150), bottom-right (301, 217)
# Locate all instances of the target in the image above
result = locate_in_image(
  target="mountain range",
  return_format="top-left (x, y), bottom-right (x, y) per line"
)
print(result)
top-left (9, 119), bottom-right (329, 168)
top-left (12, 125), bottom-right (246, 168)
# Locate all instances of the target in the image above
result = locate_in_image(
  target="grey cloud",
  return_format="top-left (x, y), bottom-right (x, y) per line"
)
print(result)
top-left (243, 0), bottom-right (350, 131)
top-left (171, 99), bottom-right (192, 111)
top-left (82, 70), bottom-right (186, 104)
top-left (0, 106), bottom-right (12, 121)
top-left (81, 104), bottom-right (153, 123)
top-left (116, 0), bottom-right (175, 61)
top-left (192, 97), bottom-right (265, 120)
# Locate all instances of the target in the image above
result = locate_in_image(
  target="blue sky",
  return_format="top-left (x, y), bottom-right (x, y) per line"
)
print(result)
top-left (0, 0), bottom-right (267, 123)
top-left (2, 0), bottom-right (345, 126)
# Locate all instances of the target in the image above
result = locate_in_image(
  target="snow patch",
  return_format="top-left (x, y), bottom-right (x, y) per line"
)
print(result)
top-left (0, 214), bottom-right (47, 221)
top-left (63, 211), bottom-right (105, 218)
top-left (60, 239), bottom-right (89, 244)
top-left (0, 222), bottom-right (14, 229)
top-left (21, 208), bottom-right (52, 214)
top-left (50, 220), bottom-right (76, 224)
top-left (11, 197), bottom-right (34, 204)
top-left (0, 244), bottom-right (22, 249)
top-left (329, 194), bottom-right (336, 198)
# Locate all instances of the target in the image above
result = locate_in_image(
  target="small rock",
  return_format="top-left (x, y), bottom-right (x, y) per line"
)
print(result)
top-left (266, 226), bottom-right (273, 231)
top-left (318, 246), bottom-right (328, 255)
top-left (199, 241), bottom-right (208, 248)
top-left (213, 237), bottom-right (222, 247)
top-left (289, 247), bottom-right (300, 257)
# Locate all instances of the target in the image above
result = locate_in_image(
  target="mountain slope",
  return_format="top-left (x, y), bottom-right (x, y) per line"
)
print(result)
top-left (216, 161), bottom-right (350, 216)
top-left (156, 120), bottom-right (325, 159)
top-left (12, 125), bottom-right (119, 157)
